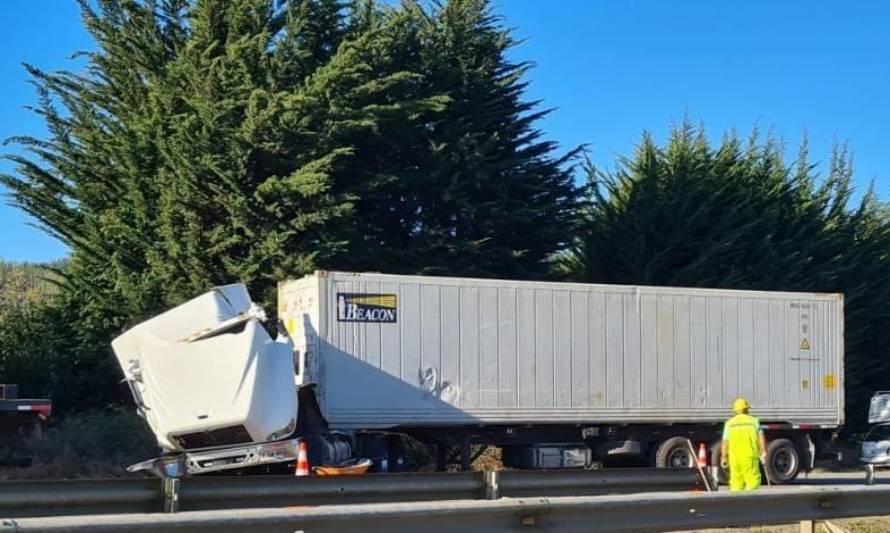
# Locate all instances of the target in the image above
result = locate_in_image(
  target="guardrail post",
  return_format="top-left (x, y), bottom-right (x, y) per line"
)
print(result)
top-left (484, 470), bottom-right (500, 500)
top-left (163, 477), bottom-right (181, 513)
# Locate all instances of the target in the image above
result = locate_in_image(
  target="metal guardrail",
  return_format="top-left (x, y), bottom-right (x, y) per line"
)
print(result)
top-left (0, 468), bottom-right (703, 518)
top-left (3, 485), bottom-right (890, 532)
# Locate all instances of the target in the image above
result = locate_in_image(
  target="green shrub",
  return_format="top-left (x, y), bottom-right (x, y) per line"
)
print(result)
top-left (1, 408), bottom-right (157, 479)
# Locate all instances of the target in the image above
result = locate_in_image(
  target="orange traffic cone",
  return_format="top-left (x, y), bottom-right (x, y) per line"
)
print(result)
top-left (295, 441), bottom-right (310, 476)
top-left (697, 442), bottom-right (708, 468)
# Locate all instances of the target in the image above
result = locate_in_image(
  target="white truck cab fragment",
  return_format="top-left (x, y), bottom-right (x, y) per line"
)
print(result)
top-left (868, 392), bottom-right (890, 425)
top-left (111, 284), bottom-right (298, 456)
top-left (863, 393), bottom-right (890, 470)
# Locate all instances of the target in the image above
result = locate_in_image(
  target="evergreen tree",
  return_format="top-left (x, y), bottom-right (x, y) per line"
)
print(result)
top-left (330, 0), bottom-right (583, 278)
top-left (416, 0), bottom-right (582, 279)
top-left (2, 0), bottom-right (580, 410)
top-left (3, 0), bottom-right (579, 317)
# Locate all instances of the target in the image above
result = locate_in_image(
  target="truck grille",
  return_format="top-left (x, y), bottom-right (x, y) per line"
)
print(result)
top-left (174, 425), bottom-right (253, 449)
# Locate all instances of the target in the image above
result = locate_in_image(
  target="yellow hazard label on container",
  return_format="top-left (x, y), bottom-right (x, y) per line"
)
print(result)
top-left (823, 373), bottom-right (836, 390)
top-left (800, 338), bottom-right (810, 350)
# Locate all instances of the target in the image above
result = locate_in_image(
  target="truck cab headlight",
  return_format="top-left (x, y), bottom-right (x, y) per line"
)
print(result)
top-left (259, 439), bottom-right (301, 460)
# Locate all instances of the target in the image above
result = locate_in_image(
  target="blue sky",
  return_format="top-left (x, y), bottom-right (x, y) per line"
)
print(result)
top-left (1, 0), bottom-right (888, 262)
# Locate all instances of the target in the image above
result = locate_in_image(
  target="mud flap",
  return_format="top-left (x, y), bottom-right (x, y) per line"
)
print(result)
top-left (803, 433), bottom-right (816, 471)
top-left (296, 384), bottom-right (329, 434)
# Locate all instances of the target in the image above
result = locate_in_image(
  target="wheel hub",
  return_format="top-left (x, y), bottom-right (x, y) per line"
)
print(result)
top-left (773, 450), bottom-right (794, 474)
top-left (668, 448), bottom-right (691, 468)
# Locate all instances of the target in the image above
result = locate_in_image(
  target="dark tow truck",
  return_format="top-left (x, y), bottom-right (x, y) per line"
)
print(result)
top-left (0, 384), bottom-right (52, 467)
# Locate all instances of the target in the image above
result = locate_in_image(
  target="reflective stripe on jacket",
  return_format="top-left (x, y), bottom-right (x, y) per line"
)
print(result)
top-left (723, 413), bottom-right (761, 460)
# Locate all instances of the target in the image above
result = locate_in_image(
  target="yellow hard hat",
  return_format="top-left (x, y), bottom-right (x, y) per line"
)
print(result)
top-left (733, 397), bottom-right (750, 413)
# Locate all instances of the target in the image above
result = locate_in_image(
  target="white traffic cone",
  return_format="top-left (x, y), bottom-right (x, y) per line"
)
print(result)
top-left (295, 441), bottom-right (310, 476)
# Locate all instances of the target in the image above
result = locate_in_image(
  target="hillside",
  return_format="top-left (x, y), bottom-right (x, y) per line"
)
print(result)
top-left (0, 261), bottom-right (63, 314)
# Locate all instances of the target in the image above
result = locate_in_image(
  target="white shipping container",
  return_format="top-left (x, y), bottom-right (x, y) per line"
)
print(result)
top-left (278, 272), bottom-right (844, 430)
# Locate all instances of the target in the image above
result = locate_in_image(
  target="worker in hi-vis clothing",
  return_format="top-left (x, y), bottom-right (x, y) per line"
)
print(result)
top-left (720, 397), bottom-right (767, 491)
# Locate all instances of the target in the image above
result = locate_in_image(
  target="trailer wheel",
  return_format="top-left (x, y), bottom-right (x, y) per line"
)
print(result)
top-left (765, 438), bottom-right (800, 483)
top-left (655, 437), bottom-right (695, 469)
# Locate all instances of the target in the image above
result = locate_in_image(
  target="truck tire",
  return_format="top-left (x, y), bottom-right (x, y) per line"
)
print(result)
top-left (358, 433), bottom-right (390, 472)
top-left (655, 437), bottom-right (694, 468)
top-left (709, 442), bottom-right (729, 485)
top-left (765, 438), bottom-right (800, 484)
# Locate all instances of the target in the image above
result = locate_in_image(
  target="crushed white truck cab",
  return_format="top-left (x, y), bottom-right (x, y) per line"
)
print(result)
top-left (861, 392), bottom-right (890, 482)
top-left (112, 284), bottom-right (300, 475)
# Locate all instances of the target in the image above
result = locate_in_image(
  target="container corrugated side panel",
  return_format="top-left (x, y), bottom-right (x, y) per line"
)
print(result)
top-left (287, 272), bottom-right (843, 429)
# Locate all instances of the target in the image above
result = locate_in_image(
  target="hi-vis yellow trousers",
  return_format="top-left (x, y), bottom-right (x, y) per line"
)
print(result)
top-left (729, 456), bottom-right (761, 491)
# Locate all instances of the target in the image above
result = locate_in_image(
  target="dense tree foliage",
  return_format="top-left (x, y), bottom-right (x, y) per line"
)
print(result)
top-left (2, 0), bottom-right (580, 318)
top-left (0, 261), bottom-right (123, 410)
top-left (0, 0), bottom-right (580, 409)
top-left (559, 123), bottom-right (890, 428)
